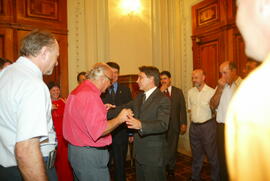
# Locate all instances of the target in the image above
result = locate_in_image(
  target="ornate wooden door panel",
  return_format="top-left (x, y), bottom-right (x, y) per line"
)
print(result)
top-left (16, 0), bottom-right (67, 31)
top-left (0, 28), bottom-right (14, 61)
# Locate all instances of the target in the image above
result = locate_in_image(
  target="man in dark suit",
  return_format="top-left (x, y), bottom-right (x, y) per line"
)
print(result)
top-left (126, 66), bottom-right (170, 181)
top-left (101, 62), bottom-right (132, 181)
top-left (160, 71), bottom-right (187, 176)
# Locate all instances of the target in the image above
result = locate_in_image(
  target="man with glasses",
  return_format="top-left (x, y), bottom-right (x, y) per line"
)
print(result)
top-left (63, 63), bottom-right (133, 181)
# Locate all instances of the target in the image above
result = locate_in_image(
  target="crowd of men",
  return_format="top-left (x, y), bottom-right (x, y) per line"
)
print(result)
top-left (0, 0), bottom-right (269, 180)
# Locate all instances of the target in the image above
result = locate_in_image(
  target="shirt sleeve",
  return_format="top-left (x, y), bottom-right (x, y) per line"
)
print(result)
top-left (16, 82), bottom-right (48, 142)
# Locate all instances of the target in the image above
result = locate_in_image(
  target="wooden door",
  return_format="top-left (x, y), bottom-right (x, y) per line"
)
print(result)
top-left (0, 28), bottom-right (14, 61)
top-left (16, 30), bottom-right (68, 97)
top-left (192, 31), bottom-right (225, 88)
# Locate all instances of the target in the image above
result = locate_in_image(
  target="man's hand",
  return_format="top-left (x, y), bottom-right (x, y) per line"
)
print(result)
top-left (217, 78), bottom-right (226, 89)
top-left (126, 116), bottom-right (142, 130)
top-left (104, 103), bottom-right (116, 110)
top-left (117, 108), bottom-right (133, 123)
top-left (160, 84), bottom-right (168, 92)
top-left (180, 124), bottom-right (187, 135)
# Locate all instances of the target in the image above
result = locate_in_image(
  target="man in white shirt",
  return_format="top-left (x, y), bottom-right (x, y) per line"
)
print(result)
top-left (210, 61), bottom-right (242, 181)
top-left (188, 69), bottom-right (219, 181)
top-left (226, 0), bottom-right (270, 180)
top-left (0, 30), bottom-right (59, 181)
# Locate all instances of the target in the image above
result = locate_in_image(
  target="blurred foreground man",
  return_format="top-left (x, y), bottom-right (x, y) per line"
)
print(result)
top-left (0, 30), bottom-right (59, 181)
top-left (226, 0), bottom-right (270, 180)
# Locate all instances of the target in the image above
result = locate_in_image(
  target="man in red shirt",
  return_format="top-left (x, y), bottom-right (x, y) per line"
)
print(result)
top-left (63, 63), bottom-right (132, 181)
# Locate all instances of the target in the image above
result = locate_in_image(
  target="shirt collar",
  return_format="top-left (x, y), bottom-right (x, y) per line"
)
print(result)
top-left (17, 56), bottom-right (43, 79)
top-left (144, 86), bottom-right (157, 100)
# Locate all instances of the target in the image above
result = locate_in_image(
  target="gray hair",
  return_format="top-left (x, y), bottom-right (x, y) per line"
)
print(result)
top-left (86, 63), bottom-right (111, 80)
top-left (20, 29), bottom-right (56, 57)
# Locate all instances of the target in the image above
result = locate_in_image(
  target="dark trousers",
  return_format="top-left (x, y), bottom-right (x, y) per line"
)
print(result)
top-left (0, 158), bottom-right (57, 181)
top-left (189, 119), bottom-right (219, 181)
top-left (68, 144), bottom-right (110, 181)
top-left (217, 123), bottom-right (228, 181)
top-left (111, 140), bottom-right (128, 181)
top-left (135, 161), bottom-right (166, 181)
top-left (166, 127), bottom-right (179, 171)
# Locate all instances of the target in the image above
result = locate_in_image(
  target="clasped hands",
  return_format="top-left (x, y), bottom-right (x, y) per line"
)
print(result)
top-left (117, 109), bottom-right (142, 130)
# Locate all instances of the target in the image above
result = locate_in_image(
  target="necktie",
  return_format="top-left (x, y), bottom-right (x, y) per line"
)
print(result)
top-left (110, 85), bottom-right (115, 103)
top-left (142, 93), bottom-right (146, 104)
top-left (164, 88), bottom-right (170, 97)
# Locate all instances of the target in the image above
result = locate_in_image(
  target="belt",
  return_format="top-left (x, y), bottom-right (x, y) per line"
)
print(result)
top-left (85, 146), bottom-right (108, 150)
top-left (192, 117), bottom-right (215, 125)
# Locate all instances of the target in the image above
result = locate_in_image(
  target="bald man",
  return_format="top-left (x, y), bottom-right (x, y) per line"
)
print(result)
top-left (188, 69), bottom-right (219, 181)
top-left (226, 0), bottom-right (270, 180)
top-left (210, 61), bottom-right (242, 181)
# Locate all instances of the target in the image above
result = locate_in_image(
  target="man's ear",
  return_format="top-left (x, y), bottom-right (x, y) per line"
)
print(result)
top-left (39, 46), bottom-right (47, 57)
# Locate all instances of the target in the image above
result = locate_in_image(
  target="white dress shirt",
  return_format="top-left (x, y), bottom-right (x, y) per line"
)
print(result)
top-left (188, 84), bottom-right (215, 123)
top-left (0, 56), bottom-right (56, 167)
top-left (144, 87), bottom-right (157, 100)
top-left (216, 77), bottom-right (242, 123)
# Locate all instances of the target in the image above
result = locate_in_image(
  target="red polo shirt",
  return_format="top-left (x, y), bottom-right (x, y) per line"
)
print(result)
top-left (63, 80), bottom-right (111, 147)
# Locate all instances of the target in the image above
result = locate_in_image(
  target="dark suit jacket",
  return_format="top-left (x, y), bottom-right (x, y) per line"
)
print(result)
top-left (169, 86), bottom-right (187, 132)
top-left (101, 83), bottom-right (132, 144)
top-left (127, 88), bottom-right (171, 166)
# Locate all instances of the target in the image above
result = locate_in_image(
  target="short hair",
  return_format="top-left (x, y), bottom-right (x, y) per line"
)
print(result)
top-left (47, 81), bottom-right (60, 90)
top-left (228, 61), bottom-right (237, 70)
top-left (139, 66), bottom-right (160, 86)
top-left (77, 71), bottom-right (86, 82)
top-left (0, 57), bottom-right (12, 69)
top-left (106, 62), bottom-right (120, 71)
top-left (160, 71), bottom-right (171, 78)
top-left (86, 63), bottom-right (111, 80)
top-left (19, 29), bottom-right (56, 57)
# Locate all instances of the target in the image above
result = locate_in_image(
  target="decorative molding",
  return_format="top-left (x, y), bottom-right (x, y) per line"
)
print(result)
top-left (198, 3), bottom-right (218, 26)
top-left (26, 0), bottom-right (59, 20)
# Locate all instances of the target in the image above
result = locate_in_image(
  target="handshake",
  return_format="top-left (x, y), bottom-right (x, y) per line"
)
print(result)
top-left (118, 108), bottom-right (142, 130)
top-left (105, 104), bottom-right (141, 130)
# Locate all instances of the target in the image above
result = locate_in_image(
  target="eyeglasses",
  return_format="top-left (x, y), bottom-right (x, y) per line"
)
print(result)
top-left (104, 73), bottom-right (113, 84)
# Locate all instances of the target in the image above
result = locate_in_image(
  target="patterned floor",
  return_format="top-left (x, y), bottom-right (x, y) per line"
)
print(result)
top-left (111, 153), bottom-right (211, 181)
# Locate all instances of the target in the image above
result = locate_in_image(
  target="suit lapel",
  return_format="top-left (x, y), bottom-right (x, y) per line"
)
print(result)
top-left (141, 88), bottom-right (159, 110)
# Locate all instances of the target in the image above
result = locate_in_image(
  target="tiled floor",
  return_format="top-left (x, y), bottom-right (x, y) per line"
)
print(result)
top-left (111, 153), bottom-right (211, 181)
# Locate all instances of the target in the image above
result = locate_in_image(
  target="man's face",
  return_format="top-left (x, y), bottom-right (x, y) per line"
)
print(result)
top-left (101, 70), bottom-right (113, 93)
top-left (236, 0), bottom-right (269, 61)
top-left (192, 71), bottom-right (204, 88)
top-left (220, 64), bottom-right (234, 84)
top-left (111, 67), bottom-right (119, 84)
top-left (136, 72), bottom-right (153, 91)
top-left (50, 86), bottom-right (60, 100)
top-left (44, 40), bottom-right (59, 75)
top-left (160, 75), bottom-right (171, 87)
